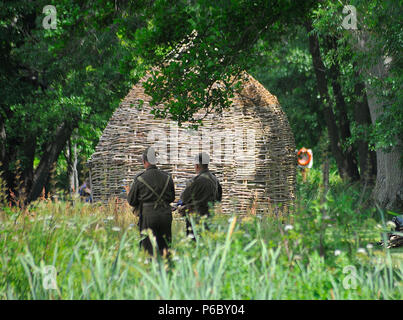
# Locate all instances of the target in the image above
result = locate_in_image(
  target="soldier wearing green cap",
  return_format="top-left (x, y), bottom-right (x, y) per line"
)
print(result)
top-left (179, 152), bottom-right (222, 238)
top-left (127, 147), bottom-right (175, 256)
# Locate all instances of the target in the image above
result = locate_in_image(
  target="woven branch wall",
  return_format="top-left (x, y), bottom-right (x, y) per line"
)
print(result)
top-left (88, 73), bottom-right (296, 214)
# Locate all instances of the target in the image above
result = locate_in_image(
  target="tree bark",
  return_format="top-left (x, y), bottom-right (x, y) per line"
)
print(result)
top-left (306, 22), bottom-right (349, 179)
top-left (0, 114), bottom-right (6, 165)
top-left (0, 112), bottom-right (19, 197)
top-left (353, 77), bottom-right (376, 184)
top-left (67, 140), bottom-right (79, 194)
top-left (26, 122), bottom-right (75, 203)
top-left (355, 32), bottom-right (403, 211)
top-left (366, 83), bottom-right (403, 211)
top-left (0, 113), bottom-right (14, 191)
top-left (326, 38), bottom-right (360, 181)
top-left (22, 135), bottom-right (36, 195)
top-left (73, 143), bottom-right (79, 193)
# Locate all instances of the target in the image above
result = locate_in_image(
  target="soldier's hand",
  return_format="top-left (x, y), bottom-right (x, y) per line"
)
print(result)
top-left (177, 205), bottom-right (184, 215)
top-left (178, 205), bottom-right (188, 216)
top-left (132, 208), bottom-right (140, 217)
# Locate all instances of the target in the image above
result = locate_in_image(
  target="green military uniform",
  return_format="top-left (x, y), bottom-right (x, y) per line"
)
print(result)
top-left (127, 165), bottom-right (175, 255)
top-left (180, 168), bottom-right (222, 237)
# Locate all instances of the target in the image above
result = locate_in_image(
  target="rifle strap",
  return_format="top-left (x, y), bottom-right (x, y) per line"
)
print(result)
top-left (155, 175), bottom-right (171, 209)
top-left (137, 175), bottom-right (170, 209)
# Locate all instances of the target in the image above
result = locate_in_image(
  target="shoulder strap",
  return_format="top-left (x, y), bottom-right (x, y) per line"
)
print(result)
top-left (155, 174), bottom-right (171, 209)
top-left (200, 172), bottom-right (218, 198)
top-left (137, 176), bottom-right (158, 197)
top-left (137, 175), bottom-right (171, 209)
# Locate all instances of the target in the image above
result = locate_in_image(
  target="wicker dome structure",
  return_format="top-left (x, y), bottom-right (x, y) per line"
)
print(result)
top-left (88, 73), bottom-right (296, 214)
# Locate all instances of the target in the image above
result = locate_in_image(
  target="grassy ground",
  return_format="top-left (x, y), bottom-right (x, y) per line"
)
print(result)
top-left (0, 169), bottom-right (402, 299)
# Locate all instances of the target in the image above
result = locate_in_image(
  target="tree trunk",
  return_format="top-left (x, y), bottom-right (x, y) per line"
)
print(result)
top-left (356, 32), bottom-right (403, 211)
top-left (0, 113), bottom-right (16, 193)
top-left (73, 144), bottom-right (79, 192)
top-left (66, 140), bottom-right (72, 194)
top-left (22, 135), bottom-right (36, 195)
top-left (306, 22), bottom-right (349, 179)
top-left (353, 78), bottom-right (376, 184)
top-left (26, 122), bottom-right (75, 203)
top-left (326, 39), bottom-right (360, 181)
top-left (0, 114), bottom-right (6, 165)
top-left (67, 139), bottom-right (79, 195)
top-left (71, 142), bottom-right (79, 194)
top-left (366, 84), bottom-right (403, 211)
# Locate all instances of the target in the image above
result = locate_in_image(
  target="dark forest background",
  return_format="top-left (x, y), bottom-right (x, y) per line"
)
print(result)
top-left (1, 0), bottom-right (402, 211)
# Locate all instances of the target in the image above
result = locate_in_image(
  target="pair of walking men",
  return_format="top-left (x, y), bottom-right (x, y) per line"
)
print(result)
top-left (127, 147), bottom-right (222, 256)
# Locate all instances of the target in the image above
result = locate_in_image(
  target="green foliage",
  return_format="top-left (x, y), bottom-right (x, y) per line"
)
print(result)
top-left (0, 0), bottom-right (144, 195)
top-left (251, 27), bottom-right (325, 151)
top-left (311, 0), bottom-right (403, 153)
top-left (1, 171), bottom-right (402, 299)
top-left (129, 0), bottom-right (315, 125)
top-left (2, 0), bottom-right (402, 198)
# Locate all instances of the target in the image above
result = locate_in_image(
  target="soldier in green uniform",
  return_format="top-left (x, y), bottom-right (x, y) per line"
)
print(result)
top-left (179, 152), bottom-right (222, 239)
top-left (127, 147), bottom-right (175, 256)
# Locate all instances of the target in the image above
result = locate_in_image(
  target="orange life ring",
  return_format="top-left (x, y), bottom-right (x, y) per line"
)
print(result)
top-left (297, 148), bottom-right (312, 167)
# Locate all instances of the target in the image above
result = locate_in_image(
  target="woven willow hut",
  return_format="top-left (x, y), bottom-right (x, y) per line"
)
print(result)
top-left (88, 73), bottom-right (296, 213)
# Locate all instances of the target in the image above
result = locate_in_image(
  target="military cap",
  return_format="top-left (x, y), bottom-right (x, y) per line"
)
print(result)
top-left (142, 146), bottom-right (157, 165)
top-left (193, 152), bottom-right (210, 165)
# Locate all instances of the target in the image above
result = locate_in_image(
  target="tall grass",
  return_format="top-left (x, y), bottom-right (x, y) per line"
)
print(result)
top-left (0, 169), bottom-right (402, 299)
